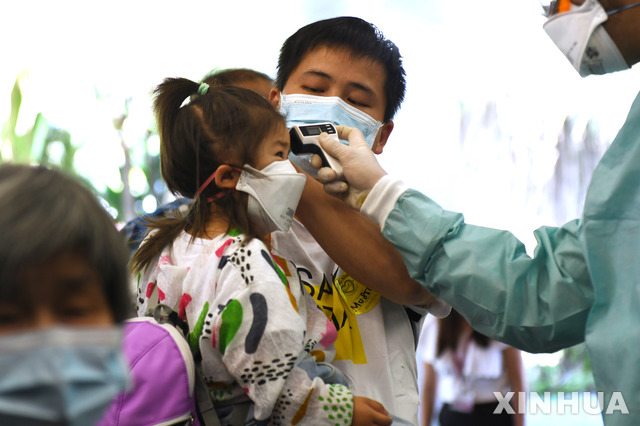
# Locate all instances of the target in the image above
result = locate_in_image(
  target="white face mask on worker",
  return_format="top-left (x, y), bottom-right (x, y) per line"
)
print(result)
top-left (543, 0), bottom-right (629, 77)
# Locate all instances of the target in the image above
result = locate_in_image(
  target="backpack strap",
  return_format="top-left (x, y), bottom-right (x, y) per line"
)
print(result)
top-left (227, 402), bottom-right (251, 426)
top-left (194, 373), bottom-right (222, 426)
top-left (152, 304), bottom-right (253, 426)
top-left (153, 304), bottom-right (221, 426)
top-left (153, 304), bottom-right (190, 337)
top-left (192, 367), bottom-right (251, 426)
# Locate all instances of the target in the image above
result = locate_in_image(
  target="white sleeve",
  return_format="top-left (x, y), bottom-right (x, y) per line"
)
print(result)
top-left (360, 175), bottom-right (407, 229)
top-left (417, 315), bottom-right (439, 364)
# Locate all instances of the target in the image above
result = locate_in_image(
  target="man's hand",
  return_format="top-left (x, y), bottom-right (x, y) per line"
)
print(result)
top-left (352, 396), bottom-right (392, 426)
top-left (317, 125), bottom-right (387, 210)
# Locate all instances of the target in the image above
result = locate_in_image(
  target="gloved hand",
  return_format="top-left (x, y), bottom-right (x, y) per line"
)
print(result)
top-left (317, 125), bottom-right (387, 210)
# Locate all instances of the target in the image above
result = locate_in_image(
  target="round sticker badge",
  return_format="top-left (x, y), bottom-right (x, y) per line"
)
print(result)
top-left (334, 273), bottom-right (380, 315)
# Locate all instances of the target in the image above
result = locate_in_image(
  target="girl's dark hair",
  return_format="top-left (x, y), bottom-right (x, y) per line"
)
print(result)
top-left (0, 164), bottom-right (132, 322)
top-left (130, 79), bottom-right (284, 274)
top-left (202, 68), bottom-right (273, 88)
top-left (436, 309), bottom-right (490, 357)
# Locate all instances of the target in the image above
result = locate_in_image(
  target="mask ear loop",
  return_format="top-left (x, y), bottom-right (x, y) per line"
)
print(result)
top-left (607, 1), bottom-right (640, 15)
top-left (194, 165), bottom-right (244, 203)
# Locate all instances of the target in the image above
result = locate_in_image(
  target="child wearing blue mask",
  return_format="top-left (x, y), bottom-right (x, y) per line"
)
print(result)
top-left (0, 164), bottom-right (131, 425)
top-left (129, 78), bottom-right (392, 425)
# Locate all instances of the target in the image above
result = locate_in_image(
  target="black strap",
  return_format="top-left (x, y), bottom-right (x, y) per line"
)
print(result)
top-left (405, 306), bottom-right (424, 349)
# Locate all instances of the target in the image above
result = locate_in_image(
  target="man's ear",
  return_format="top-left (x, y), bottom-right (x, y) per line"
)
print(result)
top-left (214, 165), bottom-right (240, 189)
top-left (269, 88), bottom-right (281, 109)
top-left (372, 121), bottom-right (394, 155)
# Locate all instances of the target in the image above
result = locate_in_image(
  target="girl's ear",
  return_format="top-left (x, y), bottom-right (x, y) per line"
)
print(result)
top-left (214, 165), bottom-right (240, 189)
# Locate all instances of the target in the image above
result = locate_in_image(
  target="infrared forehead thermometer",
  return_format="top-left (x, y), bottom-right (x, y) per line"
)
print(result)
top-left (289, 123), bottom-right (343, 176)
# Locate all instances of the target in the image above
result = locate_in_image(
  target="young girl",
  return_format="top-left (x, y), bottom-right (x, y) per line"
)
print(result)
top-left (130, 79), bottom-right (391, 425)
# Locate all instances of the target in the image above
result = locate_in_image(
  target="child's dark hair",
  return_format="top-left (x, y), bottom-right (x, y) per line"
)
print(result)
top-left (0, 164), bottom-right (132, 322)
top-left (275, 16), bottom-right (406, 123)
top-left (130, 78), bottom-right (284, 274)
top-left (202, 68), bottom-right (273, 89)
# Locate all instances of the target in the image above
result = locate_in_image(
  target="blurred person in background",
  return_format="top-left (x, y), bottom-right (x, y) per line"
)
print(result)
top-left (0, 164), bottom-right (131, 425)
top-left (418, 310), bottom-right (525, 426)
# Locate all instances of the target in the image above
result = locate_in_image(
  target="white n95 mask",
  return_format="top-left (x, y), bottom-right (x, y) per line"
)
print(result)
top-left (279, 94), bottom-right (383, 174)
top-left (543, 0), bottom-right (629, 77)
top-left (236, 159), bottom-right (306, 235)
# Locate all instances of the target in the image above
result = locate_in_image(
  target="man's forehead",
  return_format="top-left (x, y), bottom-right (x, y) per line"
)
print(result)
top-left (294, 45), bottom-right (387, 90)
top-left (302, 45), bottom-right (384, 70)
top-left (319, 44), bottom-right (381, 64)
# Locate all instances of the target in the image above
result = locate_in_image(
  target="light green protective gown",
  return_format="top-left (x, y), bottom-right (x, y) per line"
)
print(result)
top-left (378, 92), bottom-right (640, 425)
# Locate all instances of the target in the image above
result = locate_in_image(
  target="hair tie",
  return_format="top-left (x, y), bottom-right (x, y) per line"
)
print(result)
top-left (197, 82), bottom-right (210, 96)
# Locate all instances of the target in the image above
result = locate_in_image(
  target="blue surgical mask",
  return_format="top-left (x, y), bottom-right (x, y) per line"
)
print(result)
top-left (0, 326), bottom-right (130, 426)
top-left (279, 94), bottom-right (383, 174)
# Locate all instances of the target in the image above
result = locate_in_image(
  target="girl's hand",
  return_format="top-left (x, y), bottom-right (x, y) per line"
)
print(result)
top-left (352, 396), bottom-right (392, 425)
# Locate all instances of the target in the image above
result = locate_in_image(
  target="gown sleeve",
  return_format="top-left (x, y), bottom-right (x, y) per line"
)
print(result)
top-left (362, 177), bottom-right (594, 353)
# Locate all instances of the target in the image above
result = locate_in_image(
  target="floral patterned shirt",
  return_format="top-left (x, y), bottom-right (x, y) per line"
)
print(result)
top-left (137, 231), bottom-right (354, 425)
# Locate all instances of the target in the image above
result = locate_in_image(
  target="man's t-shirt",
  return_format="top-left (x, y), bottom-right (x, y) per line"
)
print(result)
top-left (270, 220), bottom-right (424, 424)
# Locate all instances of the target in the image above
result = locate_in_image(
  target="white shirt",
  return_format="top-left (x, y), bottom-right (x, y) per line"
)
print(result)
top-left (271, 220), bottom-right (430, 424)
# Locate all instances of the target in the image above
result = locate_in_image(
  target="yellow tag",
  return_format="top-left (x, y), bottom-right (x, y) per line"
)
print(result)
top-left (334, 273), bottom-right (380, 315)
top-left (273, 258), bottom-right (378, 365)
top-left (332, 288), bottom-right (366, 363)
top-left (330, 273), bottom-right (380, 364)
